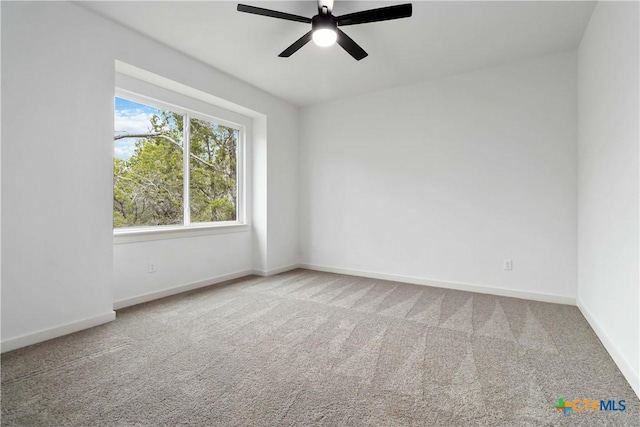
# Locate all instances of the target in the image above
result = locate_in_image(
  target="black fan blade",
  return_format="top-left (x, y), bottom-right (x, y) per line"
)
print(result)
top-left (336, 29), bottom-right (368, 61)
top-left (237, 4), bottom-right (311, 24)
top-left (337, 4), bottom-right (412, 26)
top-left (279, 31), bottom-right (313, 57)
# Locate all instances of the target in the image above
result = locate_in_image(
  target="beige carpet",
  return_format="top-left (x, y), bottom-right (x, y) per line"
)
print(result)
top-left (2, 269), bottom-right (638, 426)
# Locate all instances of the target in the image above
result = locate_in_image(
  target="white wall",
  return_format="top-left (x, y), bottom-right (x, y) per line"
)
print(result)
top-left (1, 1), bottom-right (299, 349)
top-left (113, 232), bottom-right (253, 307)
top-left (300, 51), bottom-right (578, 301)
top-left (577, 1), bottom-right (639, 396)
top-left (2, 1), bottom-right (116, 346)
top-left (267, 111), bottom-right (301, 271)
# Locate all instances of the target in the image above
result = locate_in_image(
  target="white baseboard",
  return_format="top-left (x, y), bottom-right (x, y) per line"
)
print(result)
top-left (113, 269), bottom-right (254, 310)
top-left (300, 263), bottom-right (576, 305)
top-left (1, 311), bottom-right (116, 353)
top-left (577, 298), bottom-right (640, 399)
top-left (114, 265), bottom-right (301, 310)
top-left (251, 264), bottom-right (300, 277)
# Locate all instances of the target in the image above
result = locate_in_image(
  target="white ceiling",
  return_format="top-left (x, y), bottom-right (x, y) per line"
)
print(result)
top-left (81, 1), bottom-right (596, 106)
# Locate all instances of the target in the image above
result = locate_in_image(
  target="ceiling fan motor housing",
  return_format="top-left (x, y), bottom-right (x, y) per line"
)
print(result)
top-left (312, 13), bottom-right (337, 33)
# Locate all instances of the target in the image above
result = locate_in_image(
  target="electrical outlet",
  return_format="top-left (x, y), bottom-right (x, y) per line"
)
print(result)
top-left (148, 262), bottom-right (157, 273)
top-left (503, 259), bottom-right (513, 271)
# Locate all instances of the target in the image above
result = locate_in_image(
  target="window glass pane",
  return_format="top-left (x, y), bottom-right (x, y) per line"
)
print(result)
top-left (189, 117), bottom-right (238, 223)
top-left (114, 97), bottom-right (184, 227)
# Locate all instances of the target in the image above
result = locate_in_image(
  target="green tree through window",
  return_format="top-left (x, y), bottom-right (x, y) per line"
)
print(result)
top-left (114, 97), bottom-right (238, 228)
top-left (189, 117), bottom-right (238, 223)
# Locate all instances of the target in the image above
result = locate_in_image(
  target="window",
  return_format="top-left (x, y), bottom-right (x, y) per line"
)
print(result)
top-left (114, 94), bottom-right (243, 231)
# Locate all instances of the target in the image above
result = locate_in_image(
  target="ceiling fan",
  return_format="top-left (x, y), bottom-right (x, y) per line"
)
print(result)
top-left (237, 0), bottom-right (412, 61)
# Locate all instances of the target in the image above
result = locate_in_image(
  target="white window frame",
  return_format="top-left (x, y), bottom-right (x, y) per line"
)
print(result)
top-left (113, 74), bottom-right (250, 244)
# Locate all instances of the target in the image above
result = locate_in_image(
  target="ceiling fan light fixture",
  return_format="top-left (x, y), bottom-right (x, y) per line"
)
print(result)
top-left (312, 28), bottom-right (337, 47)
top-left (311, 13), bottom-right (338, 47)
top-left (237, 1), bottom-right (413, 60)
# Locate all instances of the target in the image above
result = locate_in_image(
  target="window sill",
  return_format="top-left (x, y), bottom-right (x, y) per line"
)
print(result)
top-left (113, 222), bottom-right (249, 245)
